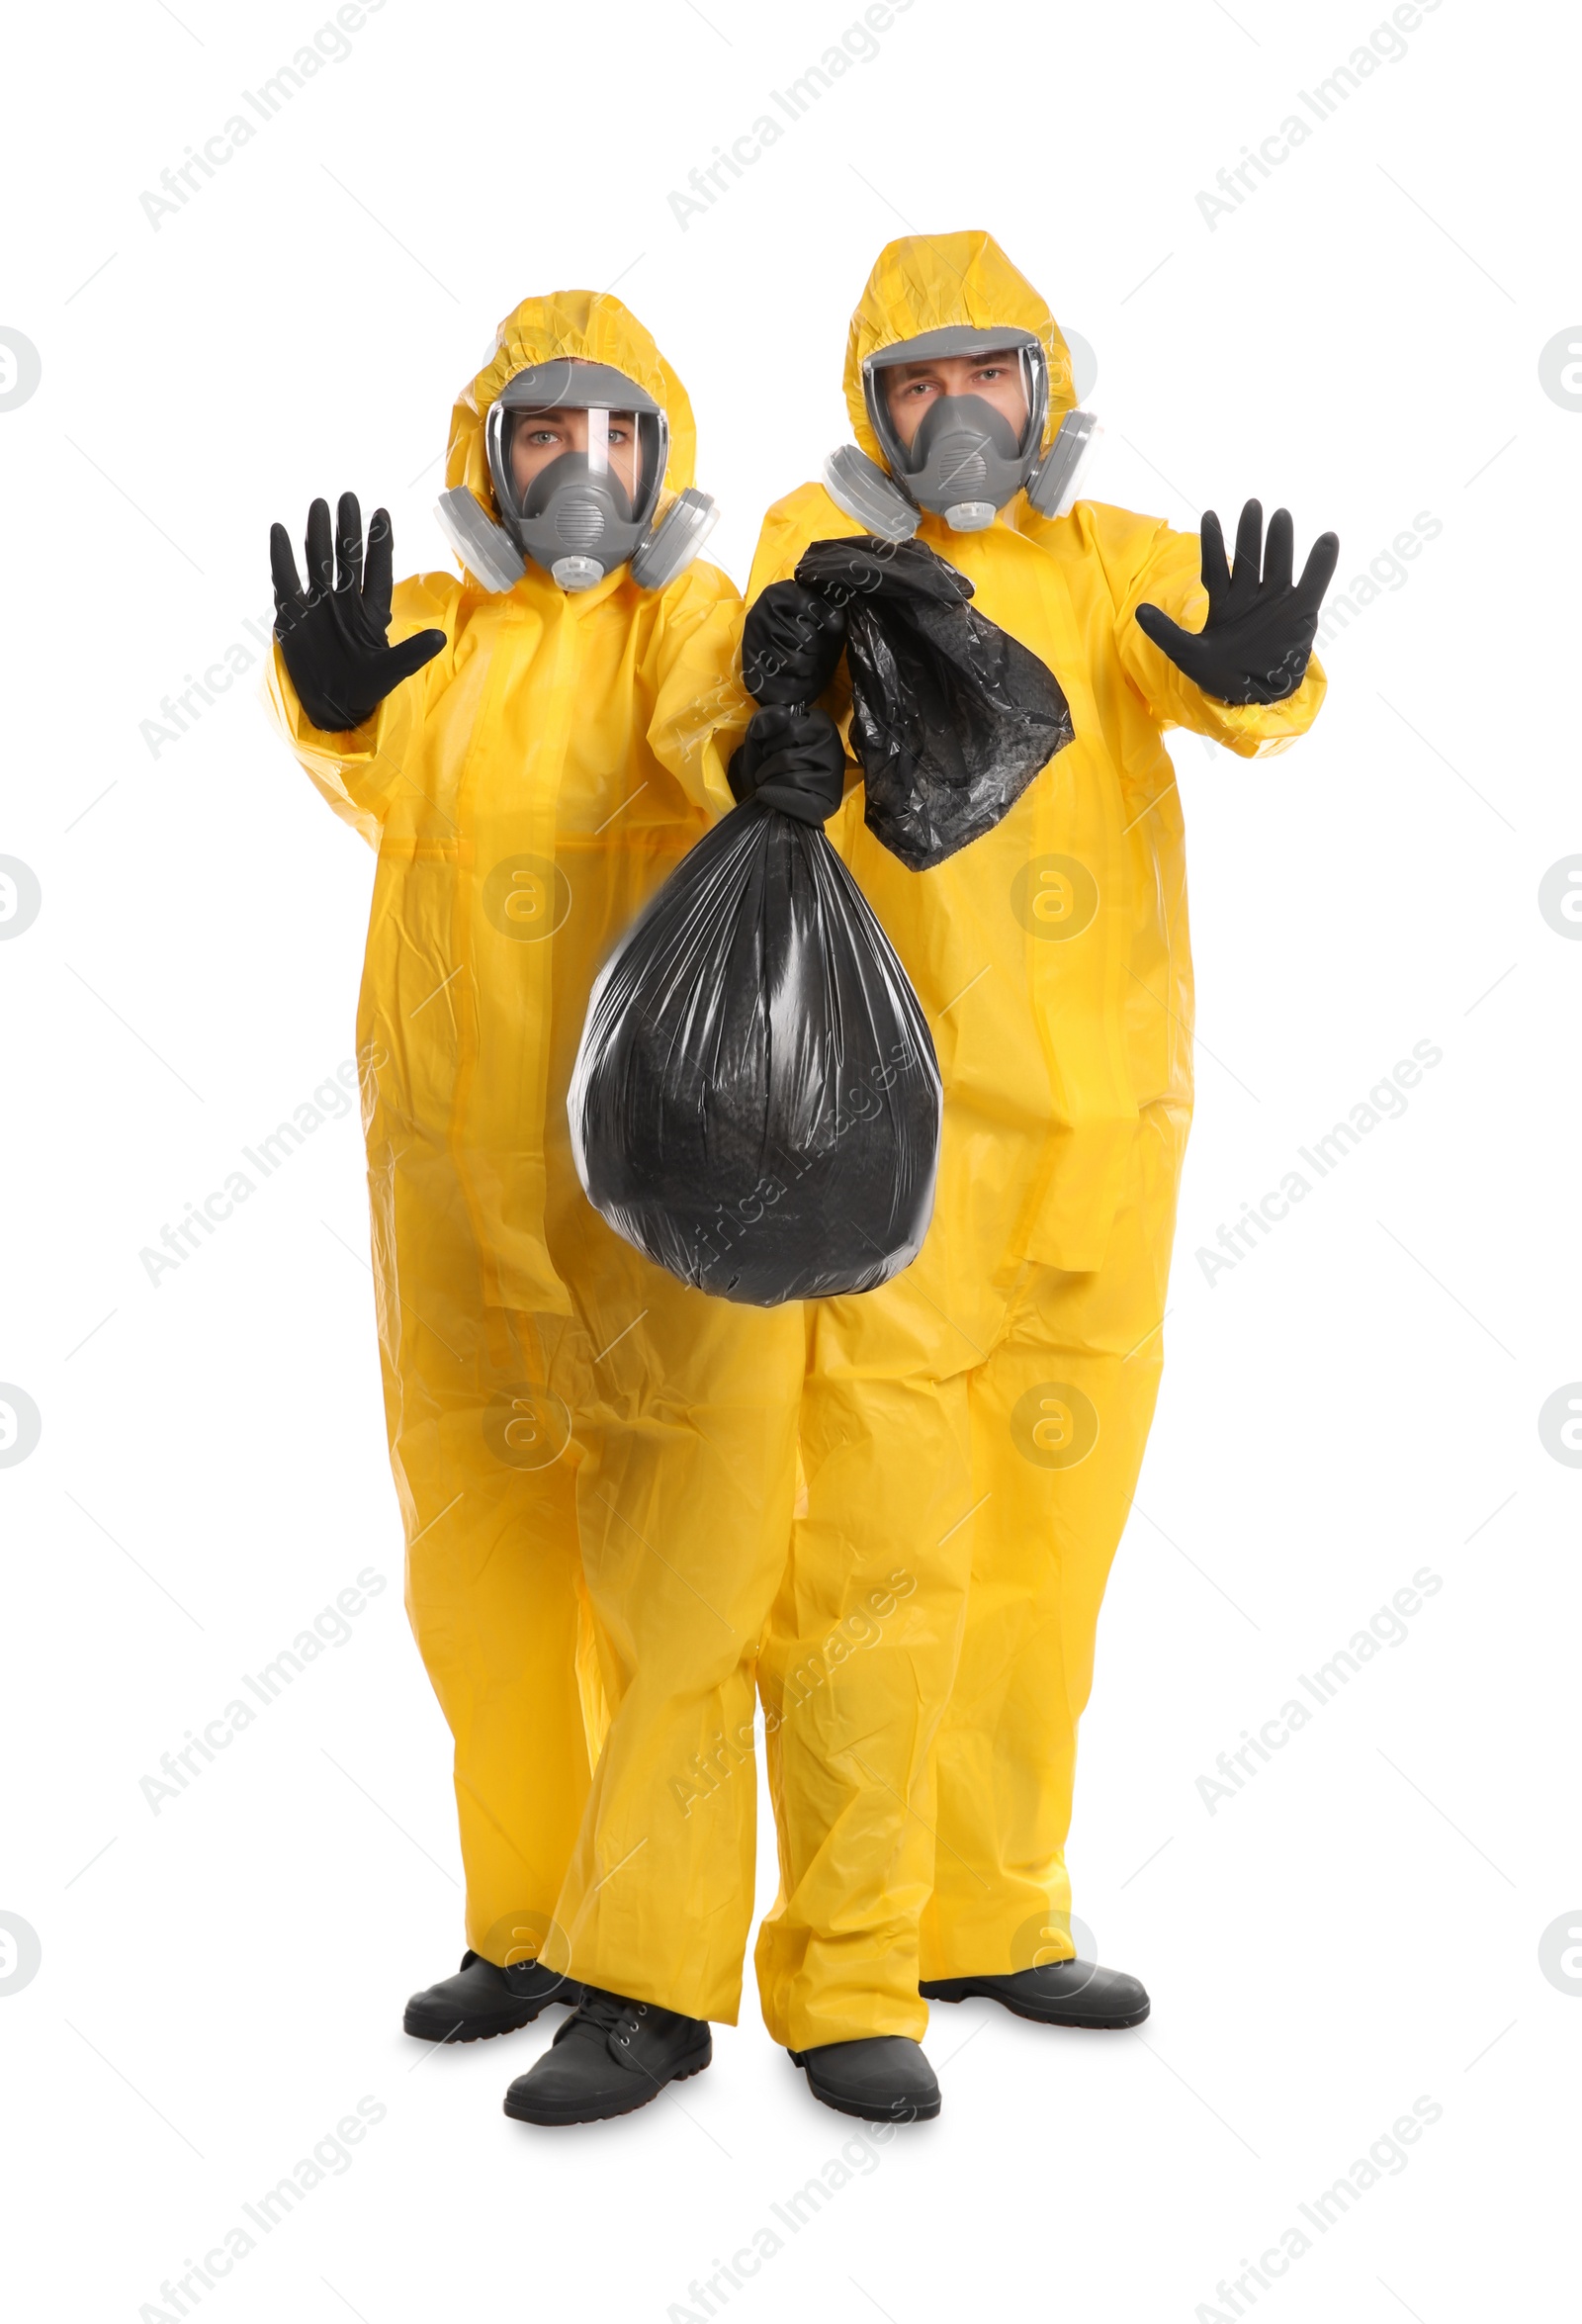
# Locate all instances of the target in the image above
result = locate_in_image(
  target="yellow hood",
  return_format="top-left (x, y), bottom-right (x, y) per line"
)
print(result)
top-left (844, 231), bottom-right (1075, 471)
top-left (444, 289), bottom-right (697, 519)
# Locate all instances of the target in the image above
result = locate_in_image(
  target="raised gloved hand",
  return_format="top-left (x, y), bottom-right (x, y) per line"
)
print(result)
top-left (1135, 499), bottom-right (1339, 706)
top-left (270, 492), bottom-right (446, 732)
top-left (729, 704), bottom-right (847, 824)
top-left (742, 580), bottom-right (848, 706)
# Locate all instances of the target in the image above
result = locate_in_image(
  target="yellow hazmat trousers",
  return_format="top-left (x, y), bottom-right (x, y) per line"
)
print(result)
top-left (269, 293), bottom-right (804, 2023)
top-left (749, 233), bottom-right (1329, 2051)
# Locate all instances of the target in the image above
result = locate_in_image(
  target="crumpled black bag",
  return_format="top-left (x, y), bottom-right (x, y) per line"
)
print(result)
top-left (570, 798), bottom-right (941, 1305)
top-left (795, 534), bottom-right (1076, 871)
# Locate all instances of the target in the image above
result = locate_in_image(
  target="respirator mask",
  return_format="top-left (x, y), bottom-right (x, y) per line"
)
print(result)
top-left (823, 324), bottom-right (1100, 543)
top-left (435, 357), bottom-right (719, 594)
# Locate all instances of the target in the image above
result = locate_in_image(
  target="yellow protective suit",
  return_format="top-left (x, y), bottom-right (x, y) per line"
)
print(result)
top-left (270, 292), bottom-right (804, 2022)
top-left (749, 233), bottom-right (1328, 2051)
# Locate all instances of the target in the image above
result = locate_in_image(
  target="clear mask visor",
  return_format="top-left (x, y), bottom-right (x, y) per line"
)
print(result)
top-left (486, 359), bottom-right (668, 538)
top-left (503, 403), bottom-right (655, 523)
top-left (862, 327), bottom-right (1049, 523)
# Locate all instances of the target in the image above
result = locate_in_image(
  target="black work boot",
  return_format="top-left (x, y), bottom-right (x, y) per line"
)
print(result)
top-left (789, 2037), bottom-right (941, 2122)
top-left (403, 1951), bottom-right (580, 2043)
top-left (920, 1958), bottom-right (1149, 2027)
top-left (502, 1987), bottom-right (712, 2125)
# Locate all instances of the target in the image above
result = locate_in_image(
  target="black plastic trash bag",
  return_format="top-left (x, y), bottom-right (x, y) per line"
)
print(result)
top-left (795, 534), bottom-right (1075, 872)
top-left (570, 797), bottom-right (941, 1305)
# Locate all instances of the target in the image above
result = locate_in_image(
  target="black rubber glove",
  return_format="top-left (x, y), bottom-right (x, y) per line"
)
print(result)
top-left (1134, 499), bottom-right (1340, 706)
top-left (729, 704), bottom-right (847, 824)
top-left (742, 581), bottom-right (848, 706)
top-left (270, 492), bottom-right (445, 732)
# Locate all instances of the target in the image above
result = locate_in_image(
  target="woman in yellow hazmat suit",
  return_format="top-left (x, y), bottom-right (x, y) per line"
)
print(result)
top-left (267, 291), bottom-right (806, 2123)
top-left (742, 232), bottom-right (1335, 2117)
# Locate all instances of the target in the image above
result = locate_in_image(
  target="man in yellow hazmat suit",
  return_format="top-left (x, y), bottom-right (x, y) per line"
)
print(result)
top-left (268, 292), bottom-right (809, 2124)
top-left (737, 233), bottom-right (1336, 2122)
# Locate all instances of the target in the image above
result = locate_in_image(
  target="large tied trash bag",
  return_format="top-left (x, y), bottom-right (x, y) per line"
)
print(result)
top-left (795, 534), bottom-right (1076, 871)
top-left (570, 797), bottom-right (941, 1305)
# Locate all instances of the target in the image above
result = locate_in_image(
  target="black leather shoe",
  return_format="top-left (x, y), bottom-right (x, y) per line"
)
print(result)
top-left (788, 2037), bottom-right (941, 2122)
top-left (402, 1950), bottom-right (579, 2043)
top-left (503, 1988), bottom-right (712, 2125)
top-left (921, 1959), bottom-right (1149, 2027)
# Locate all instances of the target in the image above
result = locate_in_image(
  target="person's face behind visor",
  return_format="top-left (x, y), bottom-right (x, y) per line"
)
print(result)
top-left (882, 351), bottom-right (1028, 453)
top-left (507, 405), bottom-right (643, 500)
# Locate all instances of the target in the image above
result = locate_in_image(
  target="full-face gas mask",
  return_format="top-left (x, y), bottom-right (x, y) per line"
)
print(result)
top-left (435, 358), bottom-right (719, 595)
top-left (823, 324), bottom-right (1100, 543)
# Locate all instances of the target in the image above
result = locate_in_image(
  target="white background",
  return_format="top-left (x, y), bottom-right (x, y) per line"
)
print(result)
top-left (2, 0), bottom-right (1577, 2317)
